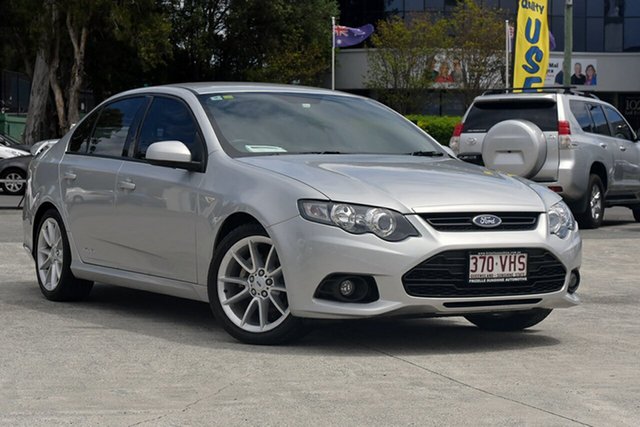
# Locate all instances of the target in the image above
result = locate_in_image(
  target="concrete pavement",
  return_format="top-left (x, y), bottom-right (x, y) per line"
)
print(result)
top-left (0, 204), bottom-right (639, 426)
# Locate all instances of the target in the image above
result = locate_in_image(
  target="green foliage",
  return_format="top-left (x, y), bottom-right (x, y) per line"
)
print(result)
top-left (367, 0), bottom-right (506, 112)
top-left (405, 115), bottom-right (462, 146)
top-left (366, 15), bottom-right (447, 114)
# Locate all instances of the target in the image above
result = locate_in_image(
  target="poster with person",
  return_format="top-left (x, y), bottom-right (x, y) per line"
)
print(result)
top-left (546, 59), bottom-right (598, 87)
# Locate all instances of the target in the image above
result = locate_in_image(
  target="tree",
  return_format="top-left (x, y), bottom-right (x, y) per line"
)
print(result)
top-left (365, 1), bottom-right (506, 113)
top-left (447, 0), bottom-right (506, 107)
top-left (365, 15), bottom-right (448, 114)
top-left (221, 0), bottom-right (338, 85)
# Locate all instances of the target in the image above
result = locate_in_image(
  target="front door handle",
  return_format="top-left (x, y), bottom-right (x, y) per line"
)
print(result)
top-left (118, 180), bottom-right (136, 191)
top-left (63, 171), bottom-right (77, 181)
top-left (619, 146), bottom-right (627, 151)
top-left (599, 143), bottom-right (607, 149)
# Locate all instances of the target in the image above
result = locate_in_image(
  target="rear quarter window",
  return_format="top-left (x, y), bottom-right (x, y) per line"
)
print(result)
top-left (463, 99), bottom-right (558, 133)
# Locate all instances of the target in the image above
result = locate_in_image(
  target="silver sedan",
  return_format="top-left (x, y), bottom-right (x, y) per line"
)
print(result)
top-left (23, 83), bottom-right (581, 344)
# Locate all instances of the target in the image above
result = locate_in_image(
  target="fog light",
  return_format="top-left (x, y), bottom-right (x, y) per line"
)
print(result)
top-left (568, 270), bottom-right (580, 294)
top-left (339, 279), bottom-right (356, 297)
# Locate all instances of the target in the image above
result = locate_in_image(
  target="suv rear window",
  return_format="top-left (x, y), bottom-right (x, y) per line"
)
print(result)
top-left (463, 99), bottom-right (558, 133)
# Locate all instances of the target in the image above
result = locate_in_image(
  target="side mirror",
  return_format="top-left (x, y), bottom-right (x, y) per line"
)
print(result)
top-left (146, 140), bottom-right (203, 172)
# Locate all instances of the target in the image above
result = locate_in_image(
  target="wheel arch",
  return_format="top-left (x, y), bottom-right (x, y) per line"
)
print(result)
top-left (590, 162), bottom-right (608, 191)
top-left (213, 212), bottom-right (265, 251)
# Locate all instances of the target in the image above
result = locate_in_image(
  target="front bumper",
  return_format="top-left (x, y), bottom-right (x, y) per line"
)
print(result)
top-left (268, 213), bottom-right (581, 319)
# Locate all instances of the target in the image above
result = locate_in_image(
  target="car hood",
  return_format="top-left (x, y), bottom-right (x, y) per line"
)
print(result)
top-left (237, 155), bottom-right (546, 213)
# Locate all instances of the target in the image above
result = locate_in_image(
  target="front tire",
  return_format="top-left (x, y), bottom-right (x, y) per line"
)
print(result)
top-left (576, 174), bottom-right (605, 229)
top-left (208, 224), bottom-right (308, 345)
top-left (632, 208), bottom-right (640, 222)
top-left (0, 169), bottom-right (26, 195)
top-left (465, 309), bottom-right (552, 331)
top-left (35, 209), bottom-right (93, 301)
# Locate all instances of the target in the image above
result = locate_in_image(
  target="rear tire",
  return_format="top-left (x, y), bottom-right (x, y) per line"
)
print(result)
top-left (208, 224), bottom-right (308, 345)
top-left (633, 208), bottom-right (640, 222)
top-left (0, 168), bottom-right (26, 195)
top-left (576, 174), bottom-right (605, 229)
top-left (465, 309), bottom-right (552, 331)
top-left (35, 209), bottom-right (93, 301)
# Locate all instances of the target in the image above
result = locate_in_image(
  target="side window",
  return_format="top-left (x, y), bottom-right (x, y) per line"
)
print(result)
top-left (136, 97), bottom-right (204, 162)
top-left (67, 109), bottom-right (100, 153)
top-left (88, 97), bottom-right (147, 157)
top-left (569, 100), bottom-right (594, 133)
top-left (604, 106), bottom-right (634, 141)
top-left (588, 104), bottom-right (611, 136)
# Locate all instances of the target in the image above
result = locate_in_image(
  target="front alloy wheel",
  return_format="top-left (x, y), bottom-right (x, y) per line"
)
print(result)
top-left (208, 224), bottom-right (307, 344)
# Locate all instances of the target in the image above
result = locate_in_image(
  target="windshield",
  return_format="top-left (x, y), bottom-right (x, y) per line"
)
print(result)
top-left (198, 92), bottom-right (442, 156)
top-left (464, 99), bottom-right (558, 133)
top-left (0, 133), bottom-right (23, 147)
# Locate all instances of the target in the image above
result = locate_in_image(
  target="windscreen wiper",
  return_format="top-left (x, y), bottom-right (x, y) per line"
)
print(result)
top-left (297, 151), bottom-right (346, 154)
top-left (406, 151), bottom-right (444, 157)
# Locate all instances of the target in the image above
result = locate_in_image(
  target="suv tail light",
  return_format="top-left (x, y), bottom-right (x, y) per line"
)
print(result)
top-left (558, 120), bottom-right (574, 149)
top-left (449, 122), bottom-right (463, 154)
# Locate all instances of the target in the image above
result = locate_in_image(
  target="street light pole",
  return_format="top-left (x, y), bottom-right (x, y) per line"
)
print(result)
top-left (563, 0), bottom-right (573, 86)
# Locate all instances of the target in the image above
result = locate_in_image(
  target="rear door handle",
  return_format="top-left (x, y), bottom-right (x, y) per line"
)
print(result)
top-left (599, 143), bottom-right (607, 149)
top-left (63, 171), bottom-right (77, 181)
top-left (619, 146), bottom-right (627, 151)
top-left (118, 180), bottom-right (136, 191)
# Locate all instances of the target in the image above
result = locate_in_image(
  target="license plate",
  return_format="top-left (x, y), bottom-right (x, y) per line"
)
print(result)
top-left (468, 251), bottom-right (527, 283)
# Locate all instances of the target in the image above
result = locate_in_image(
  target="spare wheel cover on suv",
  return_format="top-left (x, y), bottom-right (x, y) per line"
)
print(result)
top-left (482, 119), bottom-right (547, 179)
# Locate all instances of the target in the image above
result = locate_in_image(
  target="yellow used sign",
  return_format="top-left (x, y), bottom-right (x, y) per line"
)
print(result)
top-left (513, 0), bottom-right (549, 90)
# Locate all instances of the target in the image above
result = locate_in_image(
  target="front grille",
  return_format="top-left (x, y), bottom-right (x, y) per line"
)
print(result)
top-left (420, 212), bottom-right (540, 232)
top-left (402, 248), bottom-right (566, 298)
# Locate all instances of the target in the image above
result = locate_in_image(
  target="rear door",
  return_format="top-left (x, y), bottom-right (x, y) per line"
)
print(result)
top-left (60, 96), bottom-right (148, 266)
top-left (460, 98), bottom-right (559, 181)
top-left (603, 105), bottom-right (640, 191)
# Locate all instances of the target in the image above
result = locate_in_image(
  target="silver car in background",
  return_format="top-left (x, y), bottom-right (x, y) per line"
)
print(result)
top-left (23, 83), bottom-right (581, 344)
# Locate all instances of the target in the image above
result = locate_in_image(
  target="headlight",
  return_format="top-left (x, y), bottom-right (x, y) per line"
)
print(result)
top-left (298, 200), bottom-right (419, 241)
top-left (547, 201), bottom-right (575, 238)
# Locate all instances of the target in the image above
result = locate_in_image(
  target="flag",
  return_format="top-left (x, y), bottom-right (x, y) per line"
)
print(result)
top-left (334, 24), bottom-right (374, 48)
top-left (513, 0), bottom-right (550, 90)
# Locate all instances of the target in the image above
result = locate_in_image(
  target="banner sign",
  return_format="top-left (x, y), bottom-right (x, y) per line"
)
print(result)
top-left (513, 0), bottom-right (550, 90)
top-left (545, 59), bottom-right (598, 87)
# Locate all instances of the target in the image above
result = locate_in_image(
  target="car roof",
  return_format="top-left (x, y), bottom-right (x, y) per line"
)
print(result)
top-left (115, 82), bottom-right (354, 98)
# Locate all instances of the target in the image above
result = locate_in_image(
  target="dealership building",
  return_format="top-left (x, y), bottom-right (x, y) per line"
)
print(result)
top-left (336, 0), bottom-right (640, 128)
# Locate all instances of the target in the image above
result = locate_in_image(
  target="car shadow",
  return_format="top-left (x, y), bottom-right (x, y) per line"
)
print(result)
top-left (5, 281), bottom-right (561, 356)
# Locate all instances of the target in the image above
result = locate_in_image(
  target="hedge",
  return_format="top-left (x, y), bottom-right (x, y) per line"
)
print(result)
top-left (405, 115), bottom-right (462, 146)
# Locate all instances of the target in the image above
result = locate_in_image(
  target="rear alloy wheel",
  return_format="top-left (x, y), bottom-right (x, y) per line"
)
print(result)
top-left (35, 209), bottom-right (93, 301)
top-left (208, 224), bottom-right (307, 345)
top-left (576, 174), bottom-right (605, 229)
top-left (465, 309), bottom-right (553, 331)
top-left (0, 169), bottom-right (26, 195)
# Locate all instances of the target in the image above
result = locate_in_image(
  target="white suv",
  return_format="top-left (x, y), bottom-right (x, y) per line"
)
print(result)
top-left (451, 89), bottom-right (640, 229)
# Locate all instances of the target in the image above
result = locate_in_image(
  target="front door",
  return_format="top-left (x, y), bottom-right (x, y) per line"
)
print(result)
top-left (110, 96), bottom-right (207, 283)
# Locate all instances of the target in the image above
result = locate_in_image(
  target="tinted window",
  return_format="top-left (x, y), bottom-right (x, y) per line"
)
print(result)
top-left (463, 100), bottom-right (558, 133)
top-left (89, 97), bottom-right (146, 157)
top-left (604, 106), bottom-right (634, 140)
top-left (570, 100), bottom-right (594, 132)
top-left (198, 92), bottom-right (442, 157)
top-left (68, 110), bottom-right (100, 153)
top-left (588, 104), bottom-right (611, 136)
top-left (136, 97), bottom-right (204, 162)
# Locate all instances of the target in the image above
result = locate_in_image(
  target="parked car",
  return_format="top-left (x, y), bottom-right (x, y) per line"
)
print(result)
top-left (451, 88), bottom-right (640, 228)
top-left (0, 154), bottom-right (31, 195)
top-left (23, 83), bottom-right (581, 344)
top-left (0, 133), bottom-right (30, 160)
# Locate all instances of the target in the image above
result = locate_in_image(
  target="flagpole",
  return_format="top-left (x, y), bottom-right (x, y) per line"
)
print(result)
top-left (505, 19), bottom-right (509, 89)
top-left (332, 16), bottom-right (336, 90)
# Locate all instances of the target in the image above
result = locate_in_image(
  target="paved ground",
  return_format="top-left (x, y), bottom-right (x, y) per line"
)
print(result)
top-left (0, 200), bottom-right (638, 426)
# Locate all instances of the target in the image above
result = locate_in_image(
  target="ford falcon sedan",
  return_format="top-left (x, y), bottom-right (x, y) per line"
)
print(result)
top-left (23, 83), bottom-right (581, 344)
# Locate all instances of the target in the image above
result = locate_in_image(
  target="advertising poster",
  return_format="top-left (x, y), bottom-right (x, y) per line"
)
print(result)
top-left (545, 59), bottom-right (598, 87)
